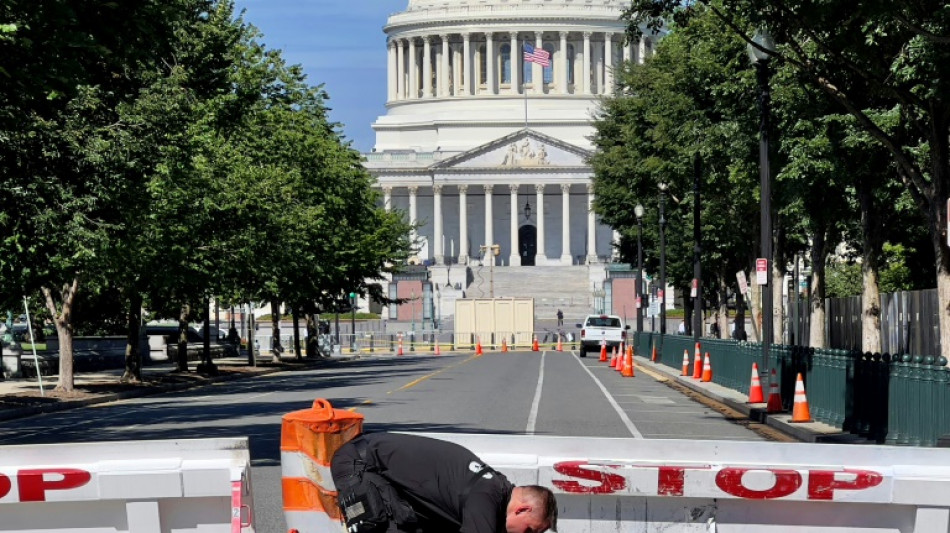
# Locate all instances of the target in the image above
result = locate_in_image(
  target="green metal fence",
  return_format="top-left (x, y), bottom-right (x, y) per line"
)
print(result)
top-left (633, 332), bottom-right (950, 447)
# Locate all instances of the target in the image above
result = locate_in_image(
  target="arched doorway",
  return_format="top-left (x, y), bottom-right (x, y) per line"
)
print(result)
top-left (519, 224), bottom-right (537, 266)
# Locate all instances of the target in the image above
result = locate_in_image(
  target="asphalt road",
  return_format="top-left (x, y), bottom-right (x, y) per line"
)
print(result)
top-left (0, 349), bottom-right (766, 532)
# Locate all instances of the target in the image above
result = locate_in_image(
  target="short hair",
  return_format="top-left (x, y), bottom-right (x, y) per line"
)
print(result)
top-left (521, 485), bottom-right (558, 532)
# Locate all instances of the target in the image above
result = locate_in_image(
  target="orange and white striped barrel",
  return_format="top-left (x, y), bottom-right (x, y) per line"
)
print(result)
top-left (281, 399), bottom-right (363, 533)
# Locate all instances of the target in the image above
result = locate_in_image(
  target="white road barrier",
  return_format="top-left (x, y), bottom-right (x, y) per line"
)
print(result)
top-left (0, 438), bottom-right (254, 533)
top-left (419, 433), bottom-right (950, 533)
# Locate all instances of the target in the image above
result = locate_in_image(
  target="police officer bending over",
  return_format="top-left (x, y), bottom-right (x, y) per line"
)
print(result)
top-left (331, 432), bottom-right (558, 533)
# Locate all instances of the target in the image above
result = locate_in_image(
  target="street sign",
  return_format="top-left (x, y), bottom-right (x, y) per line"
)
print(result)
top-left (737, 270), bottom-right (749, 295)
top-left (756, 258), bottom-right (768, 285)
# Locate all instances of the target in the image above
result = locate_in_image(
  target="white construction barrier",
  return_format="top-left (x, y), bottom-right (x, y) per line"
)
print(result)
top-left (419, 433), bottom-right (950, 533)
top-left (0, 438), bottom-right (254, 533)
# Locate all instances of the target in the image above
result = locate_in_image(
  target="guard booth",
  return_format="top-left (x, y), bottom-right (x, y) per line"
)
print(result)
top-left (455, 298), bottom-right (534, 349)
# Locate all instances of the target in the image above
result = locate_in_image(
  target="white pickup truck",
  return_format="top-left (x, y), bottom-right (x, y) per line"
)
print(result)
top-left (577, 314), bottom-right (628, 357)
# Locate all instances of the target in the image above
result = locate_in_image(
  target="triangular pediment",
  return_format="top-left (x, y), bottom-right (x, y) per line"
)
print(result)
top-left (431, 129), bottom-right (591, 170)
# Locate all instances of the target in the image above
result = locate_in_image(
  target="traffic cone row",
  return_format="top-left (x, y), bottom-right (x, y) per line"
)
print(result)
top-left (766, 369), bottom-right (783, 413)
top-left (790, 373), bottom-right (812, 423)
top-left (747, 363), bottom-right (764, 403)
top-left (681, 350), bottom-right (689, 376)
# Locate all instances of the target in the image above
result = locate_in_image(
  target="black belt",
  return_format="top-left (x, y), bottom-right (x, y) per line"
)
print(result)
top-left (460, 464), bottom-right (498, 510)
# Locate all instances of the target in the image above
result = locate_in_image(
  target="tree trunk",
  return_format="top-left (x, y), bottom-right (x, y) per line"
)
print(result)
top-left (773, 224), bottom-right (786, 345)
top-left (857, 182), bottom-right (883, 354)
top-left (121, 292), bottom-right (143, 383)
top-left (305, 312), bottom-right (317, 358)
top-left (683, 292), bottom-right (692, 335)
top-left (717, 278), bottom-right (729, 339)
top-left (748, 269), bottom-right (762, 342)
top-left (809, 230), bottom-right (828, 349)
top-left (292, 307), bottom-right (302, 360)
top-left (271, 299), bottom-right (282, 356)
top-left (42, 277), bottom-right (80, 392)
top-left (177, 304), bottom-right (190, 372)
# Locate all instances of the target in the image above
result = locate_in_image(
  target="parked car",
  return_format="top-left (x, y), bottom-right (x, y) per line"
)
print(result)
top-left (576, 314), bottom-right (629, 357)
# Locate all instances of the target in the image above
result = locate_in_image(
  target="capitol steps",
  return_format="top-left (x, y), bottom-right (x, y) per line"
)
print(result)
top-left (465, 265), bottom-right (593, 322)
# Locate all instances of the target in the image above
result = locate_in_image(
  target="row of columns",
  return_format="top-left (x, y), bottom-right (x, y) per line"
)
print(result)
top-left (387, 30), bottom-right (652, 101)
top-left (382, 183), bottom-right (603, 266)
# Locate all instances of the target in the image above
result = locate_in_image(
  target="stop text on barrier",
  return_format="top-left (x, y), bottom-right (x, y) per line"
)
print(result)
top-left (0, 468), bottom-right (92, 503)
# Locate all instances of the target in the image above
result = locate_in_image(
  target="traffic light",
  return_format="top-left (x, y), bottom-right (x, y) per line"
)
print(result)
top-left (348, 292), bottom-right (356, 299)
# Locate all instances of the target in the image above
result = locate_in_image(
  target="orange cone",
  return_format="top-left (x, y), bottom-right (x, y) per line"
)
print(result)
top-left (766, 369), bottom-right (783, 413)
top-left (532, 336), bottom-right (539, 352)
top-left (475, 337), bottom-right (483, 356)
top-left (692, 343), bottom-right (703, 379)
top-left (621, 347), bottom-right (635, 377)
top-left (651, 342), bottom-right (657, 362)
top-left (614, 348), bottom-right (623, 372)
top-left (434, 340), bottom-right (441, 355)
top-left (599, 342), bottom-right (607, 362)
top-left (790, 373), bottom-right (812, 423)
top-left (557, 336), bottom-right (563, 352)
top-left (747, 363), bottom-right (764, 403)
top-left (397, 334), bottom-right (404, 356)
top-left (611, 347), bottom-right (620, 370)
top-left (501, 338), bottom-right (508, 352)
top-left (681, 350), bottom-right (689, 376)
top-left (701, 352), bottom-right (712, 382)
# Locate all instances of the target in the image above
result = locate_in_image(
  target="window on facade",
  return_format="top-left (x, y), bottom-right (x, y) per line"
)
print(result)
top-left (478, 45), bottom-right (487, 84)
top-left (542, 43), bottom-right (554, 84)
top-left (501, 44), bottom-right (511, 84)
top-left (567, 44), bottom-right (576, 85)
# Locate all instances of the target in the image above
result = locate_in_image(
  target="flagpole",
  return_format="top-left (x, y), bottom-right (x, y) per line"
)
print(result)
top-left (522, 40), bottom-right (528, 130)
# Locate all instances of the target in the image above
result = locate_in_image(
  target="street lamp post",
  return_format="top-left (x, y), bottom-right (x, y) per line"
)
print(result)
top-left (479, 244), bottom-right (501, 297)
top-left (349, 292), bottom-right (356, 353)
top-left (635, 204), bottom-right (645, 335)
top-left (659, 183), bottom-right (668, 335)
top-left (693, 153), bottom-right (703, 340)
top-left (750, 28), bottom-right (776, 377)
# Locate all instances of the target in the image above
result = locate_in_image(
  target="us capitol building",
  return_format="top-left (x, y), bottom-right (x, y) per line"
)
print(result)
top-left (364, 0), bottom-right (656, 323)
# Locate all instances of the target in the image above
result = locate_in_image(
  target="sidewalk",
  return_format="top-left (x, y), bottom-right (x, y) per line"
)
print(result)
top-left (632, 354), bottom-right (870, 444)
top-left (0, 354), bottom-right (352, 423)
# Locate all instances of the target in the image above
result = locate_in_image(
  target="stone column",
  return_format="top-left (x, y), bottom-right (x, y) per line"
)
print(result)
top-left (486, 32), bottom-right (495, 95)
top-left (593, 38), bottom-right (603, 94)
top-left (423, 36), bottom-right (432, 98)
top-left (604, 33), bottom-right (614, 94)
top-left (383, 187), bottom-right (392, 212)
top-left (624, 40), bottom-right (633, 63)
top-left (510, 32), bottom-right (520, 95)
top-left (587, 183), bottom-right (597, 263)
top-left (533, 32), bottom-right (543, 94)
top-left (441, 35), bottom-right (450, 97)
top-left (638, 36), bottom-right (647, 64)
top-left (583, 32), bottom-right (592, 95)
top-left (484, 184), bottom-right (495, 266)
top-left (408, 186), bottom-right (418, 243)
top-left (462, 33), bottom-right (472, 95)
top-left (459, 185), bottom-right (469, 264)
top-left (509, 184), bottom-right (520, 266)
top-left (387, 40), bottom-right (396, 101)
top-left (612, 229), bottom-right (622, 260)
top-left (396, 39), bottom-right (405, 99)
top-left (561, 183), bottom-right (572, 264)
top-left (433, 184), bottom-right (443, 264)
top-left (559, 31), bottom-right (568, 94)
top-left (453, 44), bottom-right (461, 96)
top-left (408, 38), bottom-right (417, 99)
top-left (535, 184), bottom-right (546, 265)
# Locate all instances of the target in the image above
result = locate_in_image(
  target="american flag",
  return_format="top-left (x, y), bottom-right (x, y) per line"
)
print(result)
top-left (523, 42), bottom-right (551, 67)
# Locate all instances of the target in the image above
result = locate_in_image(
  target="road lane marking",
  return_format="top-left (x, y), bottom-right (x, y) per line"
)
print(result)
top-left (388, 354), bottom-right (479, 394)
top-left (525, 351), bottom-right (546, 434)
top-left (573, 356), bottom-right (644, 438)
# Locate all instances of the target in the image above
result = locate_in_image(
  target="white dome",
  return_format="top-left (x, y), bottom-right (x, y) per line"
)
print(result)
top-left (407, 0), bottom-right (626, 10)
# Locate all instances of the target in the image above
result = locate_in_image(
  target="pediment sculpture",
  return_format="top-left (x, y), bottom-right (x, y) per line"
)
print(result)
top-left (500, 138), bottom-right (550, 167)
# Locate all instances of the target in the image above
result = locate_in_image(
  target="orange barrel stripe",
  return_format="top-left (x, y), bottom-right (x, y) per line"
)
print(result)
top-left (281, 399), bottom-right (363, 532)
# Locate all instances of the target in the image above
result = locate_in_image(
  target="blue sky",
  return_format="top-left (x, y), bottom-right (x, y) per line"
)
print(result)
top-left (233, 1), bottom-right (401, 152)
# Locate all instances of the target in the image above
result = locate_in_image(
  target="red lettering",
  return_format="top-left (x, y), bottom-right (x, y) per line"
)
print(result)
top-left (715, 468), bottom-right (801, 499)
top-left (552, 461), bottom-right (626, 494)
top-left (657, 465), bottom-right (712, 496)
top-left (807, 469), bottom-right (883, 500)
top-left (0, 473), bottom-right (10, 499)
top-left (17, 469), bottom-right (91, 502)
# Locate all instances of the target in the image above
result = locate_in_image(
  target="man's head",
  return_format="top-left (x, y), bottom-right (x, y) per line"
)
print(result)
top-left (505, 485), bottom-right (558, 533)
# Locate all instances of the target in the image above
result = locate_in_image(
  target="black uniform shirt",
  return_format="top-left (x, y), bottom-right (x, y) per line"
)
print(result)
top-left (361, 433), bottom-right (514, 533)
